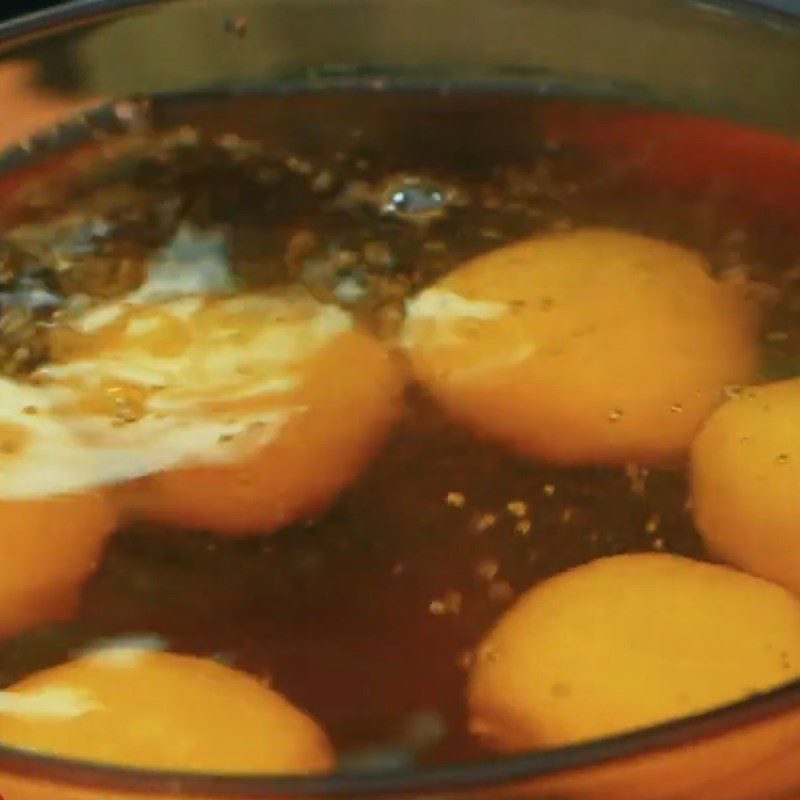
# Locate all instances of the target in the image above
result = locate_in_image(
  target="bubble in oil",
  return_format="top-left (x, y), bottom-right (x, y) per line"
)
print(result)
top-left (377, 175), bottom-right (465, 224)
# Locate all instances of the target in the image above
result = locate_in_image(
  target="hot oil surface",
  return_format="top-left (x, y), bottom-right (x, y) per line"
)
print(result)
top-left (0, 91), bottom-right (798, 766)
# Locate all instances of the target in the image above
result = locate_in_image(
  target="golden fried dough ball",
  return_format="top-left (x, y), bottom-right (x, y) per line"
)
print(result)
top-left (402, 229), bottom-right (757, 465)
top-left (0, 648), bottom-right (333, 775)
top-left (469, 553), bottom-right (800, 750)
top-left (692, 378), bottom-right (800, 594)
top-left (39, 290), bottom-right (403, 535)
top-left (0, 379), bottom-right (116, 639)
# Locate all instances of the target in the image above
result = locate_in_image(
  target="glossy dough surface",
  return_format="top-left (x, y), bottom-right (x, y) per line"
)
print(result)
top-left (0, 649), bottom-right (334, 774)
top-left (468, 553), bottom-right (800, 749)
top-left (692, 379), bottom-right (800, 594)
top-left (39, 289), bottom-right (403, 535)
top-left (0, 379), bottom-right (116, 638)
top-left (402, 229), bottom-right (758, 465)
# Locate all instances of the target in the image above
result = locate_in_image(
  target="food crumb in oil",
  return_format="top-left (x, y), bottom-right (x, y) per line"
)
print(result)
top-left (446, 491), bottom-right (466, 508)
top-left (474, 513), bottom-right (497, 533)
top-left (625, 463), bottom-right (648, 494)
top-left (311, 170), bottom-right (336, 194)
top-left (506, 500), bottom-right (528, 518)
top-left (216, 132), bottom-right (259, 153)
top-left (285, 155), bottom-right (314, 176)
top-left (515, 519), bottom-right (532, 536)
top-left (645, 514), bottom-right (661, 535)
top-left (608, 409), bottom-right (624, 422)
top-left (542, 484), bottom-right (556, 497)
top-left (475, 559), bottom-right (500, 582)
top-left (429, 590), bottom-right (462, 616)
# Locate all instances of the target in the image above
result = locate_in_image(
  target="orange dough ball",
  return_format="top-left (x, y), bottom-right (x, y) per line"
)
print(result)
top-left (0, 648), bottom-right (333, 775)
top-left (692, 379), bottom-right (800, 594)
top-left (468, 553), bottom-right (800, 750)
top-left (0, 494), bottom-right (115, 639)
top-left (0, 379), bottom-right (116, 639)
top-left (126, 325), bottom-right (402, 535)
top-left (402, 228), bottom-right (758, 466)
top-left (39, 290), bottom-right (403, 535)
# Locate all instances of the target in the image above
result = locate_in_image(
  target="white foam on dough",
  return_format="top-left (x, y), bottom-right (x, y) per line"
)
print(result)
top-left (43, 297), bottom-right (352, 394)
top-left (0, 292), bottom-right (354, 498)
top-left (0, 379), bottom-right (103, 499)
top-left (401, 288), bottom-right (535, 378)
top-left (80, 634), bottom-right (168, 661)
top-left (83, 644), bottom-right (158, 668)
top-left (404, 289), bottom-right (508, 324)
top-left (401, 289), bottom-right (508, 348)
top-left (66, 405), bottom-right (305, 484)
top-left (0, 687), bottom-right (100, 719)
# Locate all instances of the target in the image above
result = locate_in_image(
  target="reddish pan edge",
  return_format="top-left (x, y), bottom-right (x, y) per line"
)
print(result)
top-left (544, 104), bottom-right (800, 230)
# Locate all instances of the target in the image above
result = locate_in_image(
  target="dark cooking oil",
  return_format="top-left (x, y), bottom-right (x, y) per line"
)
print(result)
top-left (0, 90), bottom-right (799, 768)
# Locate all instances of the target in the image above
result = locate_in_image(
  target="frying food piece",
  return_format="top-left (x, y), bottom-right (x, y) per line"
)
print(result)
top-left (692, 379), bottom-right (800, 594)
top-left (39, 289), bottom-right (403, 535)
top-left (0, 648), bottom-right (334, 773)
top-left (0, 378), bottom-right (116, 639)
top-left (468, 553), bottom-right (800, 749)
top-left (402, 228), bottom-right (758, 466)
